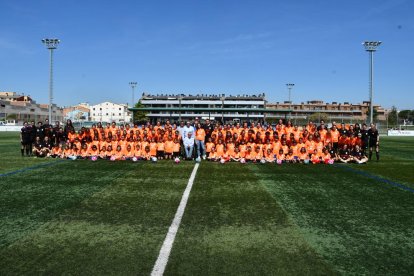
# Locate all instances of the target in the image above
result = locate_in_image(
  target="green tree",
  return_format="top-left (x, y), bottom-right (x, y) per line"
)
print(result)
top-left (6, 113), bottom-right (17, 120)
top-left (398, 109), bottom-right (414, 123)
top-left (133, 100), bottom-right (148, 123)
top-left (387, 106), bottom-right (398, 126)
top-left (308, 112), bottom-right (329, 123)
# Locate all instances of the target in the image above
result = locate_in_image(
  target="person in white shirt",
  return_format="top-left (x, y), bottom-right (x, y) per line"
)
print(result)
top-left (183, 121), bottom-right (195, 139)
top-left (183, 132), bottom-right (195, 160)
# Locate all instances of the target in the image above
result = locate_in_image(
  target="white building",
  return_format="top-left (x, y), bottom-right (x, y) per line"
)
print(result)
top-left (90, 102), bottom-right (132, 123)
top-left (137, 93), bottom-right (266, 123)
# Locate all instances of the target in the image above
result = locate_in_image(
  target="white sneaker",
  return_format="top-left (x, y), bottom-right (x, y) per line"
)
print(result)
top-left (202, 155), bottom-right (206, 160)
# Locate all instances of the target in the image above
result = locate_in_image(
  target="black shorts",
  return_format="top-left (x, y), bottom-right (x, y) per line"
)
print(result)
top-left (172, 152), bottom-right (180, 158)
top-left (369, 140), bottom-right (378, 147)
top-left (21, 139), bottom-right (31, 146)
top-left (157, 151), bottom-right (165, 158)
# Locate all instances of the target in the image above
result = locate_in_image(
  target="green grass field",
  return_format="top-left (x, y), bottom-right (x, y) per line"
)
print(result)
top-left (1, 132), bottom-right (413, 275)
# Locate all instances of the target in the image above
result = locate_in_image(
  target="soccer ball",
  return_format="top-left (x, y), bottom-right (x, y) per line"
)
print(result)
top-left (328, 159), bottom-right (334, 165)
top-left (69, 155), bottom-right (77, 161)
top-left (220, 158), bottom-right (226, 164)
top-left (132, 157), bottom-right (138, 162)
top-left (304, 159), bottom-right (310, 165)
top-left (91, 156), bottom-right (97, 161)
top-left (260, 159), bottom-right (266, 164)
top-left (110, 156), bottom-right (116, 161)
top-left (174, 157), bottom-right (180, 164)
top-left (240, 158), bottom-right (246, 164)
top-left (276, 159), bottom-right (282, 165)
top-left (195, 157), bottom-right (201, 163)
top-left (151, 157), bottom-right (158, 163)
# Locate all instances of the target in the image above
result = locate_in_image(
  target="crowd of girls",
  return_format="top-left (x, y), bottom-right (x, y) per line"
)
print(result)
top-left (20, 118), bottom-right (380, 164)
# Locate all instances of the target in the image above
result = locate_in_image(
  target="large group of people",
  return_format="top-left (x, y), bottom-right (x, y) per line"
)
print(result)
top-left (20, 118), bottom-right (380, 164)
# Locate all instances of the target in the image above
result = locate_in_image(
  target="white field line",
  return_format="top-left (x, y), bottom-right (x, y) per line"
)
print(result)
top-left (151, 163), bottom-right (200, 276)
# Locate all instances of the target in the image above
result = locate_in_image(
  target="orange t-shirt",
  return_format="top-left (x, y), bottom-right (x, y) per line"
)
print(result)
top-left (164, 141), bottom-right (174, 153)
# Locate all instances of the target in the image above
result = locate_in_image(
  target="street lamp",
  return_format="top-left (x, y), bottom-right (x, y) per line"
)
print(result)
top-left (129, 82), bottom-right (137, 107)
top-left (363, 41), bottom-right (381, 124)
top-left (42, 38), bottom-right (60, 123)
top-left (286, 83), bottom-right (295, 120)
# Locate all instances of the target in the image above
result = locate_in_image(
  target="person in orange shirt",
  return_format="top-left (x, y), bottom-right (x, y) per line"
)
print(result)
top-left (51, 144), bottom-right (62, 158)
top-left (330, 125), bottom-right (340, 151)
top-left (172, 138), bottom-right (181, 159)
top-left (244, 146), bottom-right (256, 162)
top-left (99, 145), bottom-right (107, 159)
top-left (272, 137), bottom-right (281, 155)
top-left (208, 147), bottom-right (219, 162)
top-left (124, 144), bottom-right (134, 160)
top-left (164, 136), bottom-right (174, 160)
top-left (338, 133), bottom-right (350, 149)
top-left (79, 143), bottom-right (89, 159)
top-left (315, 136), bottom-right (325, 155)
top-left (141, 146), bottom-right (151, 161)
top-left (195, 123), bottom-right (206, 159)
top-left (253, 146), bottom-right (263, 162)
top-left (305, 135), bottom-right (316, 154)
top-left (134, 144), bottom-right (142, 159)
top-left (264, 148), bottom-right (275, 163)
top-left (276, 149), bottom-right (285, 163)
top-left (112, 145), bottom-right (124, 160)
top-left (205, 137), bottom-right (215, 158)
top-left (215, 140), bottom-right (225, 158)
top-left (310, 149), bottom-right (322, 164)
top-left (63, 144), bottom-right (73, 159)
top-left (156, 137), bottom-right (165, 159)
top-left (263, 139), bottom-right (273, 154)
top-left (298, 147), bottom-right (309, 163)
top-left (221, 146), bottom-right (231, 163)
top-left (280, 140), bottom-right (289, 154)
top-left (231, 147), bottom-right (242, 162)
top-left (285, 149), bottom-right (297, 163)
top-left (105, 145), bottom-right (113, 160)
top-left (88, 144), bottom-right (99, 158)
top-left (149, 138), bottom-right (157, 157)
top-left (321, 148), bottom-right (333, 164)
top-left (226, 138), bottom-right (236, 156)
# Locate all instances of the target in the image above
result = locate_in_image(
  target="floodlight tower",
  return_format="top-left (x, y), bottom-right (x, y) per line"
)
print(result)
top-left (42, 38), bottom-right (60, 123)
top-left (286, 83), bottom-right (295, 120)
top-left (363, 41), bottom-right (381, 124)
top-left (129, 82), bottom-right (137, 107)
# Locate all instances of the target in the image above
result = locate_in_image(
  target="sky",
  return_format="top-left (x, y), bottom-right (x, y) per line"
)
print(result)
top-left (0, 0), bottom-right (413, 109)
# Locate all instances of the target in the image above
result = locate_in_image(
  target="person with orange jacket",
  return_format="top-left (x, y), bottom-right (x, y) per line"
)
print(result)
top-left (195, 123), bottom-right (206, 159)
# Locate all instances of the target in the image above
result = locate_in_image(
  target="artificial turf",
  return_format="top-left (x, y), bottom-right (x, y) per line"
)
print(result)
top-left (0, 132), bottom-right (413, 275)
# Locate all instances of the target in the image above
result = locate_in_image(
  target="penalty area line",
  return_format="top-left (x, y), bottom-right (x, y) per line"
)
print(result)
top-left (151, 162), bottom-right (200, 276)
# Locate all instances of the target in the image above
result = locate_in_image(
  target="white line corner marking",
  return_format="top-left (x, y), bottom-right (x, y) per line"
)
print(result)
top-left (151, 163), bottom-right (200, 276)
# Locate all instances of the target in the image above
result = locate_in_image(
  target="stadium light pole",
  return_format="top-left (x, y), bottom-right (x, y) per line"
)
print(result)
top-left (42, 38), bottom-right (60, 123)
top-left (286, 83), bottom-right (295, 120)
top-left (363, 41), bottom-right (381, 125)
top-left (129, 82), bottom-right (137, 107)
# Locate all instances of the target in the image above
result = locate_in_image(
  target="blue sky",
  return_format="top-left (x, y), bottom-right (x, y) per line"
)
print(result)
top-left (0, 0), bottom-right (413, 109)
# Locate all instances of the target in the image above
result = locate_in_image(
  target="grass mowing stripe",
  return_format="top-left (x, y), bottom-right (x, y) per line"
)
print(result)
top-left (0, 159), bottom-right (65, 177)
top-left (0, 161), bottom-right (194, 275)
top-left (152, 163), bottom-right (199, 276)
top-left (255, 164), bottom-right (414, 275)
top-left (166, 162), bottom-right (336, 275)
top-left (334, 164), bottom-right (414, 193)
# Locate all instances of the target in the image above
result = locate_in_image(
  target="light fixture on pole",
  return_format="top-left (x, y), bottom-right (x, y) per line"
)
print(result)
top-left (286, 83), bottom-right (295, 120)
top-left (363, 41), bottom-right (381, 124)
top-left (42, 38), bottom-right (60, 123)
top-left (129, 82), bottom-right (137, 107)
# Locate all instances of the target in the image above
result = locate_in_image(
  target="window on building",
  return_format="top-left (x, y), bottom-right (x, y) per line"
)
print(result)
top-left (119, 113), bottom-right (121, 116)
top-left (106, 113), bottom-right (108, 116)
top-left (93, 108), bottom-right (95, 110)
top-left (100, 108), bottom-right (102, 110)
top-left (119, 108), bottom-right (121, 110)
